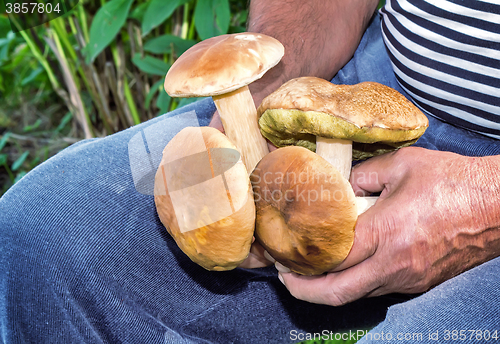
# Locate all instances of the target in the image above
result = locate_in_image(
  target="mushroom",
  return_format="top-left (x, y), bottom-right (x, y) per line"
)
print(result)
top-left (257, 77), bottom-right (429, 180)
top-left (251, 146), bottom-right (368, 275)
top-left (252, 78), bottom-right (429, 275)
top-left (154, 127), bottom-right (255, 271)
top-left (164, 32), bottom-right (284, 172)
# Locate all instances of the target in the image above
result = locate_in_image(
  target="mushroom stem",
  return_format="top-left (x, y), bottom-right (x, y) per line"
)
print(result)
top-left (355, 196), bottom-right (378, 215)
top-left (315, 137), bottom-right (352, 181)
top-left (213, 85), bottom-right (270, 172)
top-left (315, 138), bottom-right (378, 215)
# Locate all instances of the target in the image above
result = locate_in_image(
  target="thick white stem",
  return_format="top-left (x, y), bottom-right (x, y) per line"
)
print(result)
top-left (314, 140), bottom-right (377, 215)
top-left (315, 137), bottom-right (352, 181)
top-left (213, 85), bottom-right (269, 172)
top-left (355, 196), bottom-right (378, 215)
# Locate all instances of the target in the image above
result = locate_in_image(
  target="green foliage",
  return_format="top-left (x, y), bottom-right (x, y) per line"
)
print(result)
top-left (132, 53), bottom-right (171, 75)
top-left (141, 0), bottom-right (182, 37)
top-left (0, 0), bottom-right (249, 195)
top-left (194, 0), bottom-right (230, 39)
top-left (84, 0), bottom-right (135, 63)
top-left (144, 34), bottom-right (196, 55)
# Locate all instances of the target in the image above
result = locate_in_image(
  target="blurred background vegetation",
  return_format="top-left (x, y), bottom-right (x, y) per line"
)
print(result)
top-left (0, 0), bottom-right (385, 199)
top-left (0, 0), bottom-right (249, 195)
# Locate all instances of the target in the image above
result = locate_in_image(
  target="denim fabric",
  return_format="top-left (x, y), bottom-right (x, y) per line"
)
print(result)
top-left (0, 97), bottom-right (401, 344)
top-left (1, 13), bottom-right (500, 344)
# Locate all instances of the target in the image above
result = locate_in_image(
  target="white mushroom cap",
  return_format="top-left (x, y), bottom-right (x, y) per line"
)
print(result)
top-left (164, 33), bottom-right (284, 97)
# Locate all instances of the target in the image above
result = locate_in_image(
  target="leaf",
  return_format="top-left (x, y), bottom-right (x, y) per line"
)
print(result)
top-left (214, 0), bottom-right (230, 35)
top-left (30, 156), bottom-right (41, 168)
top-left (0, 13), bottom-right (15, 39)
top-left (23, 119), bottom-right (42, 133)
top-left (21, 67), bottom-right (43, 86)
top-left (0, 132), bottom-right (11, 152)
top-left (194, 0), bottom-right (230, 40)
top-left (145, 79), bottom-right (164, 109)
top-left (0, 153), bottom-right (7, 166)
top-left (84, 0), bottom-right (135, 63)
top-left (132, 53), bottom-right (171, 75)
top-left (229, 25), bottom-right (245, 34)
top-left (13, 171), bottom-right (27, 184)
top-left (128, 2), bottom-right (149, 22)
top-left (156, 88), bottom-right (172, 115)
top-left (11, 151), bottom-right (29, 171)
top-left (144, 34), bottom-right (196, 55)
top-left (142, 0), bottom-right (180, 37)
top-left (176, 97), bottom-right (203, 108)
top-left (0, 44), bottom-right (9, 62)
top-left (56, 112), bottom-right (73, 132)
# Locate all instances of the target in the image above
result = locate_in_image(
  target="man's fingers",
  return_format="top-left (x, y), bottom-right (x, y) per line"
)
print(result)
top-left (350, 152), bottom-right (397, 195)
top-left (278, 259), bottom-right (380, 306)
top-left (238, 241), bottom-right (274, 269)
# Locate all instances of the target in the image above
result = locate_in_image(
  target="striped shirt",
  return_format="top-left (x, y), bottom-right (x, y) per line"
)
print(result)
top-left (380, 0), bottom-right (500, 139)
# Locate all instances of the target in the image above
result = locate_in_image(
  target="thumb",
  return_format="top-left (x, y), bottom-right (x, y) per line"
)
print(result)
top-left (278, 258), bottom-right (380, 306)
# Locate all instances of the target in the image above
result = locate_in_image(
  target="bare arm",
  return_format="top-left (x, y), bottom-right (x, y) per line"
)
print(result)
top-left (247, 0), bottom-right (379, 106)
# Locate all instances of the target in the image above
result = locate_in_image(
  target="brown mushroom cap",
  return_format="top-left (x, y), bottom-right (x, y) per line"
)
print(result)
top-left (154, 127), bottom-right (255, 271)
top-left (164, 33), bottom-right (284, 97)
top-left (258, 77), bottom-right (429, 159)
top-left (250, 146), bottom-right (358, 275)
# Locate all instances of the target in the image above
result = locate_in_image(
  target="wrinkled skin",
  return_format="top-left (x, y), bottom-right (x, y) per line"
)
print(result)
top-left (277, 147), bottom-right (500, 306)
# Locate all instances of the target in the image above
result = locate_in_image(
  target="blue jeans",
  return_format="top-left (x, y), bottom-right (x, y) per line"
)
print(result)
top-left (2, 14), bottom-right (500, 344)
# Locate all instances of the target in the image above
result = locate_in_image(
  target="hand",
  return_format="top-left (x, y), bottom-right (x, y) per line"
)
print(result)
top-left (278, 147), bottom-right (500, 306)
top-left (239, 238), bottom-right (274, 268)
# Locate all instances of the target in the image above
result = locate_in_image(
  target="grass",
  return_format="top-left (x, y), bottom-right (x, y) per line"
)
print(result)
top-left (0, 0), bottom-right (248, 196)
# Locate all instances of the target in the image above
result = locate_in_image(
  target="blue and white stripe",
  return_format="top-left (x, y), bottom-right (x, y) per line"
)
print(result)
top-left (380, 0), bottom-right (500, 139)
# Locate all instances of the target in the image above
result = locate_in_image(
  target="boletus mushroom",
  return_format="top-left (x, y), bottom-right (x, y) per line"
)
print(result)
top-left (155, 33), bottom-right (284, 271)
top-left (164, 32), bottom-right (284, 172)
top-left (154, 127), bottom-right (255, 271)
top-left (251, 146), bottom-right (377, 275)
top-left (257, 77), bottom-right (429, 180)
top-left (252, 78), bottom-right (428, 275)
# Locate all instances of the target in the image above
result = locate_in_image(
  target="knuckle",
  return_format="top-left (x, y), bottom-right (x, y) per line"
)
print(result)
top-left (325, 285), bottom-right (353, 306)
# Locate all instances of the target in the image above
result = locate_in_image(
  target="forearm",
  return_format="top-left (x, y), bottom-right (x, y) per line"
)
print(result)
top-left (247, 0), bottom-right (379, 105)
top-left (455, 155), bottom-right (500, 262)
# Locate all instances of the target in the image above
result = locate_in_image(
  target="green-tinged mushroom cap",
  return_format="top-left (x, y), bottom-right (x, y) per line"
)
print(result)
top-left (257, 77), bottom-right (428, 160)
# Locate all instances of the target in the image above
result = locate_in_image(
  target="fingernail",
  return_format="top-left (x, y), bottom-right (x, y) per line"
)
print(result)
top-left (278, 273), bottom-right (285, 285)
top-left (275, 261), bottom-right (291, 273)
top-left (263, 250), bottom-right (275, 263)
